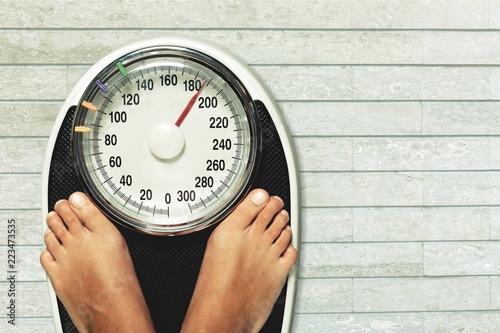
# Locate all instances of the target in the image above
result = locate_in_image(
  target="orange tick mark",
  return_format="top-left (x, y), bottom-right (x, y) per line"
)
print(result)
top-left (82, 101), bottom-right (97, 112)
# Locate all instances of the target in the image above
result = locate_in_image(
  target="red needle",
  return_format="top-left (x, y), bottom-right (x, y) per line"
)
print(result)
top-left (175, 81), bottom-right (207, 127)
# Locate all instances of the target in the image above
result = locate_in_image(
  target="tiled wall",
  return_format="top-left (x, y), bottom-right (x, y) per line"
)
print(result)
top-left (1, 1), bottom-right (499, 332)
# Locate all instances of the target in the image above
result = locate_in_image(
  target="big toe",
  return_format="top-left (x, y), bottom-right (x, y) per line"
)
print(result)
top-left (224, 189), bottom-right (270, 229)
top-left (68, 192), bottom-right (114, 232)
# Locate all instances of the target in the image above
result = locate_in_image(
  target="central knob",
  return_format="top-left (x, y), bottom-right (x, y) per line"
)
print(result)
top-left (148, 123), bottom-right (185, 160)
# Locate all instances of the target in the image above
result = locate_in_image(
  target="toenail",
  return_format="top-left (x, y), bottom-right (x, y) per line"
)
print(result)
top-left (70, 192), bottom-right (89, 209)
top-left (54, 199), bottom-right (66, 207)
top-left (273, 196), bottom-right (284, 204)
top-left (250, 190), bottom-right (268, 206)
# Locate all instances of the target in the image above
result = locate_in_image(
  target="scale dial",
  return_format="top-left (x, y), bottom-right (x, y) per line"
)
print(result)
top-left (72, 45), bottom-right (260, 235)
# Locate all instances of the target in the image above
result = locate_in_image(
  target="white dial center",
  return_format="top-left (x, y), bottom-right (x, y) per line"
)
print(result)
top-left (148, 123), bottom-right (185, 159)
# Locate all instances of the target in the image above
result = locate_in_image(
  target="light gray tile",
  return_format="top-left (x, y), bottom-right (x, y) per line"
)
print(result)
top-left (424, 31), bottom-right (500, 64)
top-left (353, 66), bottom-right (490, 100)
top-left (353, 138), bottom-right (489, 171)
top-left (491, 208), bottom-right (500, 240)
top-left (302, 172), bottom-right (424, 207)
top-left (422, 208), bottom-right (490, 241)
top-left (0, 67), bottom-right (67, 100)
top-left (0, 211), bottom-right (44, 245)
top-left (491, 276), bottom-right (500, 309)
top-left (283, 102), bottom-right (422, 136)
top-left (284, 31), bottom-right (423, 65)
top-left (255, 66), bottom-right (353, 101)
top-left (293, 313), bottom-right (424, 333)
top-left (354, 278), bottom-right (490, 312)
top-left (66, 67), bottom-right (89, 94)
top-left (422, 102), bottom-right (500, 135)
top-left (0, 30), bottom-right (285, 65)
top-left (0, 0), bottom-right (352, 29)
top-left (0, 176), bottom-right (41, 209)
top-left (295, 278), bottom-right (353, 313)
top-left (492, 0), bottom-right (500, 29)
top-left (424, 173), bottom-right (500, 206)
top-left (490, 137), bottom-right (500, 170)
top-left (0, 103), bottom-right (60, 137)
top-left (353, 208), bottom-right (490, 242)
top-left (490, 68), bottom-right (500, 99)
top-left (0, 246), bottom-right (46, 281)
top-left (424, 311), bottom-right (500, 333)
top-left (300, 243), bottom-right (423, 278)
top-left (424, 242), bottom-right (500, 276)
top-left (0, 318), bottom-right (55, 332)
top-left (301, 208), bottom-right (353, 243)
top-left (351, 0), bottom-right (489, 29)
top-left (0, 281), bottom-right (51, 317)
top-left (353, 208), bottom-right (425, 241)
top-left (0, 139), bottom-right (47, 173)
top-left (295, 137), bottom-right (352, 171)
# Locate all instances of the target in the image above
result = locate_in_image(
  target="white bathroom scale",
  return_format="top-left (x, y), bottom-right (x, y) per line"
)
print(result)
top-left (42, 37), bottom-right (300, 332)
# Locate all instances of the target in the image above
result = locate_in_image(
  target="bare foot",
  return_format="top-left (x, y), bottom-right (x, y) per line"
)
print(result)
top-left (181, 189), bottom-right (298, 333)
top-left (40, 192), bottom-right (155, 333)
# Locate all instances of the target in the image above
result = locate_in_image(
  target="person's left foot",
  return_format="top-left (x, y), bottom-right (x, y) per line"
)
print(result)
top-left (40, 192), bottom-right (155, 333)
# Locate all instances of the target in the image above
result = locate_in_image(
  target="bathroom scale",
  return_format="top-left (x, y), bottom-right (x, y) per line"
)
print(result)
top-left (42, 36), bottom-right (300, 332)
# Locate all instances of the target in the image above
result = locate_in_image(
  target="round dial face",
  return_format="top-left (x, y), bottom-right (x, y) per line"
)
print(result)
top-left (72, 46), bottom-right (259, 235)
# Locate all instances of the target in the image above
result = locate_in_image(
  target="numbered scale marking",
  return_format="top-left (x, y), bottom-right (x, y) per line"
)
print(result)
top-left (73, 47), bottom-right (259, 234)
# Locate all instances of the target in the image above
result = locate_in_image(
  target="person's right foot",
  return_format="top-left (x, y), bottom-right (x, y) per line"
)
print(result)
top-left (40, 192), bottom-right (155, 333)
top-left (181, 189), bottom-right (298, 333)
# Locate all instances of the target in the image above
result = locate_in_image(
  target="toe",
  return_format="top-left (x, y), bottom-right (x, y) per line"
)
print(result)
top-left (40, 248), bottom-right (56, 269)
top-left (253, 196), bottom-right (284, 233)
top-left (54, 200), bottom-right (84, 235)
top-left (68, 192), bottom-right (114, 232)
top-left (265, 210), bottom-right (289, 243)
top-left (272, 225), bottom-right (293, 257)
top-left (43, 228), bottom-right (64, 260)
top-left (46, 211), bottom-right (71, 243)
top-left (280, 243), bottom-right (298, 268)
top-left (224, 189), bottom-right (270, 229)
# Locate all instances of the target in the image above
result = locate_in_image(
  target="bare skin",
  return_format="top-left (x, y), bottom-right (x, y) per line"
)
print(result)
top-left (181, 189), bottom-right (297, 333)
top-left (41, 189), bottom-right (297, 333)
top-left (40, 192), bottom-right (155, 333)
